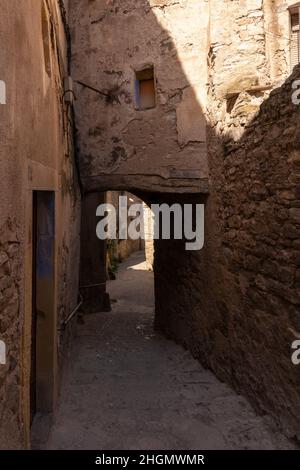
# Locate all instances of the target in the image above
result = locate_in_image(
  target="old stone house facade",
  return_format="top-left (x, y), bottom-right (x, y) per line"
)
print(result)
top-left (1, 0), bottom-right (300, 449)
top-left (0, 0), bottom-right (80, 448)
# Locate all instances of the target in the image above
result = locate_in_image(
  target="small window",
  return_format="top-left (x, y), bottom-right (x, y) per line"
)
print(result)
top-left (135, 67), bottom-right (156, 110)
top-left (290, 4), bottom-right (300, 70)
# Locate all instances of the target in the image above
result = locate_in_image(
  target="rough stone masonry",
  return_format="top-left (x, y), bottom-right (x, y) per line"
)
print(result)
top-left (70, 0), bottom-right (300, 440)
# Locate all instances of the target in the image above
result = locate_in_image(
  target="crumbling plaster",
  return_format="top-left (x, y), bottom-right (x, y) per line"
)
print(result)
top-left (70, 0), bottom-right (210, 193)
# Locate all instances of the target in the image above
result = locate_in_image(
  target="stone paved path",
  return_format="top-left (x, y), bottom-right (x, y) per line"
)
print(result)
top-left (46, 252), bottom-right (293, 450)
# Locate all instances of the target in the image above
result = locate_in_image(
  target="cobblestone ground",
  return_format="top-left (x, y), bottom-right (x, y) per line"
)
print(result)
top-left (46, 252), bottom-right (294, 450)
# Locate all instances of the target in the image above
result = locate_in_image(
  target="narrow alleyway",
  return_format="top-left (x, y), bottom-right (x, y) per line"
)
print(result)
top-left (46, 252), bottom-right (293, 450)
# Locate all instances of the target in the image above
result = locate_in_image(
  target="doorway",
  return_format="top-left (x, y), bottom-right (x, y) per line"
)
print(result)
top-left (31, 191), bottom-right (56, 424)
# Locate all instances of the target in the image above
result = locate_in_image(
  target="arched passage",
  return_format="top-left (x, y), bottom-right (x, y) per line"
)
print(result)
top-left (79, 187), bottom-right (207, 340)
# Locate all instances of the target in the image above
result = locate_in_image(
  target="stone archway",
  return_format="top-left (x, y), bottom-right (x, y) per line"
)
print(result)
top-left (79, 188), bottom-right (207, 338)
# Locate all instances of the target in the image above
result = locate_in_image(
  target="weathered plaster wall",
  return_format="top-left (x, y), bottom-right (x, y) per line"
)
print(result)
top-left (0, 0), bottom-right (80, 448)
top-left (70, 0), bottom-right (209, 194)
top-left (156, 0), bottom-right (300, 439)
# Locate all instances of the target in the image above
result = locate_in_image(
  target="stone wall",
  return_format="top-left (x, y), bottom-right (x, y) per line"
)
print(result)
top-left (209, 67), bottom-right (300, 439)
top-left (0, 0), bottom-right (81, 448)
top-left (0, 219), bottom-right (22, 449)
top-left (155, 0), bottom-right (300, 438)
